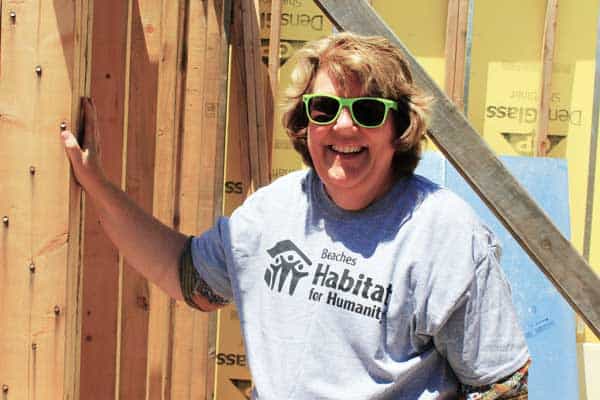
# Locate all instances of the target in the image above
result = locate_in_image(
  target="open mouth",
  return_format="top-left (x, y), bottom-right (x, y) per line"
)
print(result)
top-left (328, 145), bottom-right (367, 155)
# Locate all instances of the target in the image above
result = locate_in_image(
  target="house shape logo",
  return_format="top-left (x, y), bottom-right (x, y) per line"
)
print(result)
top-left (264, 240), bottom-right (312, 295)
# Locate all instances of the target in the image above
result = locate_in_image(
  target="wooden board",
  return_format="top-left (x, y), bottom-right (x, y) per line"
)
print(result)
top-left (444, 0), bottom-right (469, 111)
top-left (118, 0), bottom-right (161, 397)
top-left (267, 0), bottom-right (282, 99)
top-left (0, 0), bottom-right (90, 398)
top-left (168, 0), bottom-right (210, 397)
top-left (214, 2), bottom-right (254, 398)
top-left (79, 0), bottom-right (129, 398)
top-left (535, 0), bottom-right (558, 156)
top-left (171, 0), bottom-right (210, 396)
top-left (241, 0), bottom-right (270, 189)
top-left (170, 0), bottom-right (231, 399)
top-left (64, 2), bottom-right (92, 397)
top-left (146, 1), bottom-right (185, 399)
top-left (313, 0), bottom-right (600, 337)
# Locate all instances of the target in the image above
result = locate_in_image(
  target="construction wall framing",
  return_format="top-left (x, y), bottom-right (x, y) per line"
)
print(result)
top-left (0, 0), bottom-right (90, 398)
top-left (1, 0), bottom-right (232, 398)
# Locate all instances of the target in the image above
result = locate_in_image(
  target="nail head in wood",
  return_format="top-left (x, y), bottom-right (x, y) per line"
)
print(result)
top-left (54, 305), bottom-right (61, 316)
top-left (2, 216), bottom-right (8, 226)
top-left (29, 263), bottom-right (35, 273)
top-left (35, 65), bottom-right (43, 76)
top-left (1, 384), bottom-right (8, 393)
top-left (60, 122), bottom-right (67, 131)
top-left (9, 11), bottom-right (16, 22)
top-left (29, 166), bottom-right (36, 175)
top-left (31, 343), bottom-right (37, 350)
top-left (136, 296), bottom-right (149, 311)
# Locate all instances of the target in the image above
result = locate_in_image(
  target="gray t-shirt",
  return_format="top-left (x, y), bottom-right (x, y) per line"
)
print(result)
top-left (191, 169), bottom-right (529, 399)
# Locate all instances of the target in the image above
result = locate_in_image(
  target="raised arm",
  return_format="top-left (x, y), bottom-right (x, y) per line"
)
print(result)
top-left (61, 98), bottom-right (188, 301)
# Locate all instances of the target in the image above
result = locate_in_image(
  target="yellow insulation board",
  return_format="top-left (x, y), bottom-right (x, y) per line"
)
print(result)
top-left (468, 0), bottom-right (600, 343)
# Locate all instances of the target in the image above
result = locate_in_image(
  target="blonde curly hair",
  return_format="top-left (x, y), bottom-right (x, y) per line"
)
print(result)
top-left (282, 32), bottom-right (431, 177)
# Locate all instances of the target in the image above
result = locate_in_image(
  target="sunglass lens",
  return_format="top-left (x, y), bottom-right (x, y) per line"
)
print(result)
top-left (353, 99), bottom-right (386, 127)
top-left (308, 96), bottom-right (340, 123)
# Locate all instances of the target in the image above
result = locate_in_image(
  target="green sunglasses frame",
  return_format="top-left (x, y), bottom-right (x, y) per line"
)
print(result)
top-left (302, 93), bottom-right (399, 128)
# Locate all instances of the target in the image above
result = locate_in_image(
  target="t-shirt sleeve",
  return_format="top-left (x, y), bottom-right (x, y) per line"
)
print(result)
top-left (189, 184), bottom-right (268, 303)
top-left (190, 216), bottom-right (235, 301)
top-left (433, 242), bottom-right (530, 386)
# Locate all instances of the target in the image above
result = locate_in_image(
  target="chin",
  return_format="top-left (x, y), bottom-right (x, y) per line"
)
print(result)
top-left (323, 174), bottom-right (364, 191)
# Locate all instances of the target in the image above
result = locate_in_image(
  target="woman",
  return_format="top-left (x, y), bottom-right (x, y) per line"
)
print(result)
top-left (62, 32), bottom-right (529, 399)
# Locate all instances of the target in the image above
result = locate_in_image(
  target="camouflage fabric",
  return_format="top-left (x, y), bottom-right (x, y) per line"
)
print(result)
top-left (179, 236), bottom-right (229, 311)
top-left (462, 359), bottom-right (530, 400)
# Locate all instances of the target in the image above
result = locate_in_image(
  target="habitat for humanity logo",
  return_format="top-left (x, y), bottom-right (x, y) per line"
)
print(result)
top-left (264, 240), bottom-right (312, 295)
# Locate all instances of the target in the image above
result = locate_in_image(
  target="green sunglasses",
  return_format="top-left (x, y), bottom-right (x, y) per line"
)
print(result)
top-left (302, 93), bottom-right (399, 128)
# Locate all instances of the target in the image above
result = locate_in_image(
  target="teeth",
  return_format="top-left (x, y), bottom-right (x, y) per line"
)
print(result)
top-left (331, 145), bottom-right (363, 154)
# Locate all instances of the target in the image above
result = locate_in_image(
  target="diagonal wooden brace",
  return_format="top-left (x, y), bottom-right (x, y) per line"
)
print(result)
top-left (314, 0), bottom-right (600, 337)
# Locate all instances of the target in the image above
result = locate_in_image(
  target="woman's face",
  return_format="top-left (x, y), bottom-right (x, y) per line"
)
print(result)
top-left (307, 68), bottom-right (397, 210)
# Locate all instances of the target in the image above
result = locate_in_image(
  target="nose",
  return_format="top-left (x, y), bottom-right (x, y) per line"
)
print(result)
top-left (333, 106), bottom-right (356, 131)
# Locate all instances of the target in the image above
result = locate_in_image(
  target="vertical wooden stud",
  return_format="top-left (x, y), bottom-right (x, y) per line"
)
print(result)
top-left (170, 0), bottom-right (230, 399)
top-left (214, 2), bottom-right (254, 397)
top-left (267, 0), bottom-right (282, 171)
top-left (445, 0), bottom-right (459, 98)
top-left (230, 0), bottom-right (253, 198)
top-left (444, 0), bottom-right (469, 110)
top-left (118, 0), bottom-right (161, 398)
top-left (64, 1), bottom-right (93, 397)
top-left (225, 0), bottom-right (252, 205)
top-left (453, 0), bottom-right (469, 111)
top-left (79, 0), bottom-right (129, 398)
top-left (168, 0), bottom-right (208, 398)
top-left (536, 0), bottom-right (559, 157)
top-left (241, 0), bottom-right (271, 190)
top-left (268, 0), bottom-right (282, 103)
top-left (145, 0), bottom-right (186, 399)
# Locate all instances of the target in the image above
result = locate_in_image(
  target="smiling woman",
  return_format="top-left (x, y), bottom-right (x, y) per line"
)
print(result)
top-left (305, 69), bottom-right (400, 210)
top-left (280, 34), bottom-right (430, 209)
top-left (62, 31), bottom-right (530, 400)
top-left (283, 32), bottom-right (430, 175)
